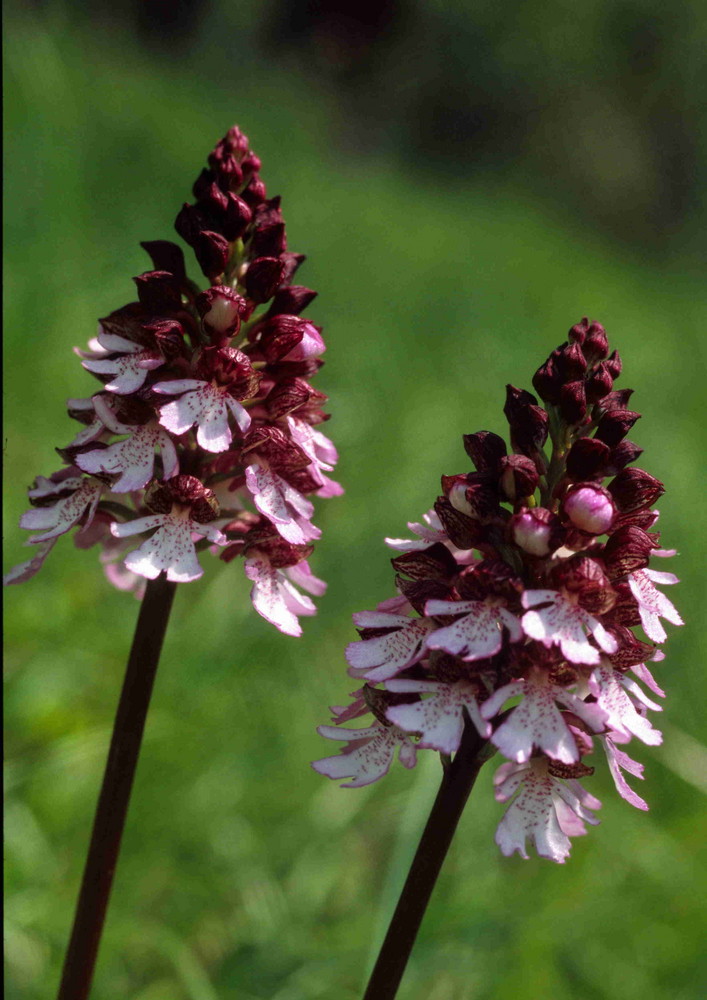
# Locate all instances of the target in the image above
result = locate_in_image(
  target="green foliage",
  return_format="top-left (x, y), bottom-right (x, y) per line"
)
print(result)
top-left (4, 5), bottom-right (705, 998)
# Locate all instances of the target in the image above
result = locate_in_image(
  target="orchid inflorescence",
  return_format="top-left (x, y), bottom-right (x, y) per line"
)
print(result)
top-left (313, 320), bottom-right (682, 862)
top-left (5, 125), bottom-right (341, 636)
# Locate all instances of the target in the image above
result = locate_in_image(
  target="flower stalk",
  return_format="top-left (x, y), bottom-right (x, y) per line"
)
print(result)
top-left (57, 574), bottom-right (177, 1000)
top-left (363, 715), bottom-right (493, 1000)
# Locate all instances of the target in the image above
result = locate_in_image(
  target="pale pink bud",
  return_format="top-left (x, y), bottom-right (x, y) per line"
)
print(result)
top-left (564, 485), bottom-right (615, 534)
top-left (511, 507), bottom-right (552, 556)
top-left (448, 480), bottom-right (474, 516)
top-left (197, 286), bottom-right (248, 342)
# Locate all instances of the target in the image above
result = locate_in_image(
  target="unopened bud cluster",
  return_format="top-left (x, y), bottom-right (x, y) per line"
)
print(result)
top-left (6, 126), bottom-right (341, 636)
top-left (314, 319), bottom-right (681, 862)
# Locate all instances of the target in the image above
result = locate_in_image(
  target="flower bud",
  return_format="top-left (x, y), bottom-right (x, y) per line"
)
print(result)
top-left (608, 468), bottom-right (665, 513)
top-left (268, 285), bottom-right (318, 316)
top-left (568, 318), bottom-right (591, 344)
top-left (193, 230), bottom-right (231, 281)
top-left (558, 342), bottom-right (587, 380)
top-left (243, 176), bottom-right (267, 206)
top-left (597, 387), bottom-right (633, 413)
top-left (511, 506), bottom-right (554, 556)
top-left (133, 270), bottom-right (182, 312)
top-left (433, 497), bottom-right (485, 549)
top-left (244, 256), bottom-right (286, 302)
top-left (602, 525), bottom-right (654, 577)
top-left (604, 349), bottom-right (622, 378)
top-left (140, 240), bottom-right (187, 284)
top-left (250, 221), bottom-right (287, 258)
top-left (532, 351), bottom-right (563, 403)
top-left (604, 440), bottom-right (643, 474)
top-left (566, 437), bottom-right (610, 480)
top-left (391, 543), bottom-right (458, 581)
top-left (221, 193), bottom-right (253, 241)
top-left (280, 252), bottom-right (306, 285)
top-left (563, 484), bottom-right (615, 534)
top-left (607, 626), bottom-right (656, 670)
top-left (582, 322), bottom-right (609, 363)
top-left (585, 361), bottom-right (614, 403)
top-left (498, 454), bottom-right (538, 501)
top-left (559, 380), bottom-right (587, 424)
top-left (197, 286), bottom-right (249, 342)
top-left (462, 430), bottom-right (506, 471)
top-left (552, 554), bottom-right (615, 614)
top-left (595, 409), bottom-right (641, 448)
top-left (504, 385), bottom-right (549, 454)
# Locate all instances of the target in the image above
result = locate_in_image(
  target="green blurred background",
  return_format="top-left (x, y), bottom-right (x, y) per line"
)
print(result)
top-left (4, 1), bottom-right (706, 997)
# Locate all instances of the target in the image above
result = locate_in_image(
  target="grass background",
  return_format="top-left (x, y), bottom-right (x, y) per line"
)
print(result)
top-left (4, 3), bottom-right (706, 998)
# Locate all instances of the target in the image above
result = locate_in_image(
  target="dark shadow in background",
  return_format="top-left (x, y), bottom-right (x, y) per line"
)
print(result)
top-left (34, 0), bottom-right (707, 253)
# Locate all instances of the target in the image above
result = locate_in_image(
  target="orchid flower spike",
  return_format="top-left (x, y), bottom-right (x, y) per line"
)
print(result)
top-left (314, 319), bottom-right (681, 862)
top-left (5, 125), bottom-right (341, 636)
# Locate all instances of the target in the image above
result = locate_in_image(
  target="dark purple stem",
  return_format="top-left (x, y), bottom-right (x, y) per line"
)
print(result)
top-left (57, 574), bottom-right (177, 1000)
top-left (362, 718), bottom-right (491, 1000)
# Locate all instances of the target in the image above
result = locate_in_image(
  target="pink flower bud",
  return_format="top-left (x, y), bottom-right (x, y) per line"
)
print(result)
top-left (446, 477), bottom-right (474, 516)
top-left (197, 286), bottom-right (249, 342)
top-left (511, 507), bottom-right (553, 556)
top-left (498, 454), bottom-right (538, 501)
top-left (564, 484), bottom-right (615, 534)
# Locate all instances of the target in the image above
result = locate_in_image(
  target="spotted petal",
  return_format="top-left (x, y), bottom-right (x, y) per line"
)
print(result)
top-left (600, 736), bottom-right (649, 810)
top-left (312, 723), bottom-right (416, 788)
top-left (346, 615), bottom-right (433, 682)
top-left (385, 678), bottom-right (490, 752)
top-left (589, 663), bottom-right (662, 746)
top-left (521, 589), bottom-right (617, 665)
top-left (244, 553), bottom-right (316, 637)
top-left (494, 758), bottom-right (601, 863)
top-left (481, 670), bottom-right (607, 764)
top-left (628, 569), bottom-right (683, 643)
top-left (425, 599), bottom-right (522, 661)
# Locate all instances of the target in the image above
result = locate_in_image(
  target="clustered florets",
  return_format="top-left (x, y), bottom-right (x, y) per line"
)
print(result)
top-left (5, 126), bottom-right (341, 635)
top-left (313, 319), bottom-right (682, 862)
